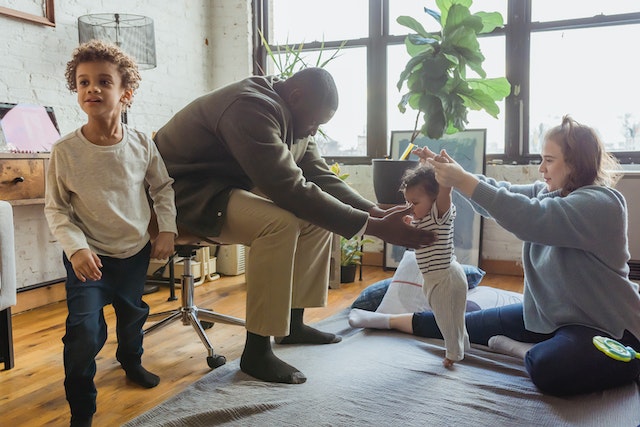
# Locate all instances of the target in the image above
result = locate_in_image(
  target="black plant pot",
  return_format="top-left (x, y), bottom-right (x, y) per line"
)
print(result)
top-left (372, 159), bottom-right (419, 205)
top-left (340, 264), bottom-right (357, 283)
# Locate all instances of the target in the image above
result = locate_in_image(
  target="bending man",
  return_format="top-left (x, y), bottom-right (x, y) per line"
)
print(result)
top-left (154, 68), bottom-right (435, 384)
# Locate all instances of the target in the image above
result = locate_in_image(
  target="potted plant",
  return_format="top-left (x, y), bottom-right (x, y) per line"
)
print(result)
top-left (396, 0), bottom-right (511, 142)
top-left (373, 0), bottom-right (510, 205)
top-left (328, 162), bottom-right (374, 283)
top-left (340, 235), bottom-right (374, 283)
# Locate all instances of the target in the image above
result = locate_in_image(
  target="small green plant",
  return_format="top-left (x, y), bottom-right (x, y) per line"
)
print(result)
top-left (340, 236), bottom-right (374, 266)
top-left (257, 30), bottom-right (347, 79)
top-left (396, 0), bottom-right (511, 141)
top-left (329, 162), bottom-right (374, 266)
top-left (329, 162), bottom-right (350, 182)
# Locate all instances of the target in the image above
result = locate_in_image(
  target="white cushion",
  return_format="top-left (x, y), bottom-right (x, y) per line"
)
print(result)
top-left (376, 251), bottom-right (523, 314)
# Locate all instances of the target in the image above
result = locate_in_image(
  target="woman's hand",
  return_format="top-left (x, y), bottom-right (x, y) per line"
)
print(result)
top-left (426, 150), bottom-right (480, 197)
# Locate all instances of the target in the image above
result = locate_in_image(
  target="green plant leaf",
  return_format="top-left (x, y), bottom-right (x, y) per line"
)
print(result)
top-left (397, 54), bottom-right (426, 91)
top-left (467, 77), bottom-right (511, 100)
top-left (424, 7), bottom-right (441, 24)
top-left (406, 37), bottom-right (437, 57)
top-left (407, 33), bottom-right (440, 46)
top-left (474, 11), bottom-right (504, 33)
top-left (460, 89), bottom-right (501, 117)
top-left (437, 0), bottom-right (472, 27)
top-left (443, 4), bottom-right (477, 34)
top-left (419, 94), bottom-right (447, 139)
top-left (397, 15), bottom-right (431, 38)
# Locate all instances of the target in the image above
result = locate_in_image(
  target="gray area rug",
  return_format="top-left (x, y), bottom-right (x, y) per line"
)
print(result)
top-left (124, 310), bottom-right (640, 426)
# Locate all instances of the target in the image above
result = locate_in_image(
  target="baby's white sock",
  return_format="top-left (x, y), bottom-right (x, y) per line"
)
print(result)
top-left (348, 309), bottom-right (391, 330)
top-left (488, 335), bottom-right (534, 359)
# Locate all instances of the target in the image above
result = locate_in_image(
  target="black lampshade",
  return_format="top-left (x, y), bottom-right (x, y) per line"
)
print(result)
top-left (78, 13), bottom-right (157, 70)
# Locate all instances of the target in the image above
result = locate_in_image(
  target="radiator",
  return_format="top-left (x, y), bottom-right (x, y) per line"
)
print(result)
top-left (216, 244), bottom-right (246, 276)
top-left (616, 172), bottom-right (640, 280)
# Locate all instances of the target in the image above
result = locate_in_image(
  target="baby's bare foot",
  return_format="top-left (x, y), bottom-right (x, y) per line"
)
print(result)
top-left (443, 358), bottom-right (455, 369)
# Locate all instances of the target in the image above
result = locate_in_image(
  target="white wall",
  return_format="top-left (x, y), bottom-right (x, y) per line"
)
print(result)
top-left (0, 0), bottom-right (253, 137)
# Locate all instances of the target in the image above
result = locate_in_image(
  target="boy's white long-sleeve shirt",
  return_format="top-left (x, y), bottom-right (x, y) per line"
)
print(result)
top-left (45, 125), bottom-right (177, 259)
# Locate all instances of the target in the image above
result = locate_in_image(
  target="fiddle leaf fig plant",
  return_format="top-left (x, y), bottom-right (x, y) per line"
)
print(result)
top-left (397, 0), bottom-right (511, 141)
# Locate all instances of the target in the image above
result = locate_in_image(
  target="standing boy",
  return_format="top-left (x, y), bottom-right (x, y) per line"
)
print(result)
top-left (45, 40), bottom-right (177, 427)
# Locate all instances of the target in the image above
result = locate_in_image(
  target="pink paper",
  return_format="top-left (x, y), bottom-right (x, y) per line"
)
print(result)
top-left (0, 103), bottom-right (60, 152)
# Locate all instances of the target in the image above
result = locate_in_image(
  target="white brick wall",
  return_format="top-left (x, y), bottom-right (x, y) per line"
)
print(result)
top-left (0, 0), bottom-right (252, 137)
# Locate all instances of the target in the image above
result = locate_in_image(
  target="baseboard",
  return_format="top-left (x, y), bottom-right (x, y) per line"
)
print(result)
top-left (480, 259), bottom-right (524, 276)
top-left (15, 281), bottom-right (66, 314)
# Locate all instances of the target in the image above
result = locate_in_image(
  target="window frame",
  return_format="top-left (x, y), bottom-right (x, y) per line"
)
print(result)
top-left (253, 0), bottom-right (640, 165)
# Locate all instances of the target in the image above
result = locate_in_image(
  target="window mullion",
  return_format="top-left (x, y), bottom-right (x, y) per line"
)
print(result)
top-left (368, 0), bottom-right (386, 159)
top-left (503, 0), bottom-right (531, 162)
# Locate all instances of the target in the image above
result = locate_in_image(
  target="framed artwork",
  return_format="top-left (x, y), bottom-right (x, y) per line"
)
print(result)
top-left (0, 0), bottom-right (55, 26)
top-left (384, 129), bottom-right (487, 269)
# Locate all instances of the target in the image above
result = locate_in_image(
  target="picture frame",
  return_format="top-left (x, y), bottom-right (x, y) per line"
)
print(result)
top-left (0, 0), bottom-right (55, 27)
top-left (384, 129), bottom-right (487, 269)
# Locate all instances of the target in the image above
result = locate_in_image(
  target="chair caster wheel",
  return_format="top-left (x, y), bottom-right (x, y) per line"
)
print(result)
top-left (201, 321), bottom-right (214, 329)
top-left (207, 355), bottom-right (226, 369)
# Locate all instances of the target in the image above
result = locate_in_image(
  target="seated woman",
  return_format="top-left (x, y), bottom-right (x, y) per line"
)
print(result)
top-left (353, 116), bottom-right (640, 397)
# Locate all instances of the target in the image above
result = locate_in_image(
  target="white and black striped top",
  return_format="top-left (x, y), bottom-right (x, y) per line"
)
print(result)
top-left (413, 202), bottom-right (456, 274)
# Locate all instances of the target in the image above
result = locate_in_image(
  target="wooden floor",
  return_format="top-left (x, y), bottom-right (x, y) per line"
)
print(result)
top-left (1, 266), bottom-right (522, 426)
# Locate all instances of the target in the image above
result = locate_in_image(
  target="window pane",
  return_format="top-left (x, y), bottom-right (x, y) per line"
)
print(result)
top-left (532, 1), bottom-right (640, 22)
top-left (388, 36), bottom-right (506, 156)
top-left (529, 25), bottom-right (640, 154)
top-left (315, 47), bottom-right (368, 157)
top-left (269, 0), bottom-right (368, 44)
top-left (389, 0), bottom-right (507, 36)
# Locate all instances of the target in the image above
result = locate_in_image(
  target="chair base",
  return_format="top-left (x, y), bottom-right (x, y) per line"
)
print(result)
top-left (144, 245), bottom-right (245, 369)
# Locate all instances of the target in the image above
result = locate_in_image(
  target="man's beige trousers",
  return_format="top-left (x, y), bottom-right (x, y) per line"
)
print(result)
top-left (214, 189), bottom-right (333, 337)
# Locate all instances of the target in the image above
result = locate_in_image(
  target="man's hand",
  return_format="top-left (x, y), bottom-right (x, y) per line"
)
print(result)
top-left (365, 206), bottom-right (437, 249)
top-left (69, 248), bottom-right (103, 282)
top-left (151, 231), bottom-right (175, 260)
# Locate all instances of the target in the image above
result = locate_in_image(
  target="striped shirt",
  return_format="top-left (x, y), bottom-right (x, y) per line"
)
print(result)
top-left (414, 202), bottom-right (456, 274)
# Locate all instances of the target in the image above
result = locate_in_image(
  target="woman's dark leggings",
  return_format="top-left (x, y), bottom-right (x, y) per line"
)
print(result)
top-left (413, 303), bottom-right (640, 396)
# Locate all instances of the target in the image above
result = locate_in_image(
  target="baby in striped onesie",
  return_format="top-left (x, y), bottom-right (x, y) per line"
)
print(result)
top-left (401, 155), bottom-right (470, 367)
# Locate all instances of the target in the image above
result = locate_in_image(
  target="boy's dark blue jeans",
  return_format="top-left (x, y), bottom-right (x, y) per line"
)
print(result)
top-left (62, 242), bottom-right (151, 419)
top-left (413, 303), bottom-right (640, 396)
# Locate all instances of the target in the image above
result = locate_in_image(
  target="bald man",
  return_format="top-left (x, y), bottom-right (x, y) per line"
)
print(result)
top-left (154, 67), bottom-right (435, 384)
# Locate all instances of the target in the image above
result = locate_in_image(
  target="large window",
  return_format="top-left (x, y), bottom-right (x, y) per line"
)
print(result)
top-left (255, 0), bottom-right (640, 164)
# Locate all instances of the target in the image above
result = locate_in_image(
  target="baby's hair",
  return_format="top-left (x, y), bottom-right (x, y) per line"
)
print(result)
top-left (65, 39), bottom-right (141, 104)
top-left (400, 164), bottom-right (439, 199)
top-left (544, 115), bottom-right (621, 195)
